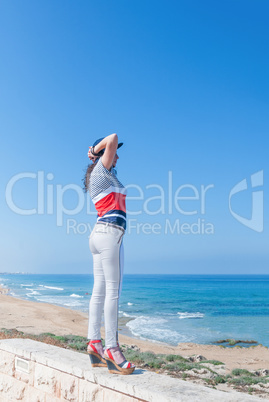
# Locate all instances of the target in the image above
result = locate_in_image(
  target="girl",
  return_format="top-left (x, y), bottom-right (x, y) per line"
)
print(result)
top-left (84, 133), bottom-right (135, 375)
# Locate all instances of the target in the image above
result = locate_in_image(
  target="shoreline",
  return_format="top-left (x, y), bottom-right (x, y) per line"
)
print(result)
top-left (1, 285), bottom-right (269, 372)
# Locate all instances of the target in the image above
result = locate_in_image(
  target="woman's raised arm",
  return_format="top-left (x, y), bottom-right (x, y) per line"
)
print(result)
top-left (90, 133), bottom-right (118, 170)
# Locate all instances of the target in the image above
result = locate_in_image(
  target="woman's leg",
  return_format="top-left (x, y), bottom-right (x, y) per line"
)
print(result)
top-left (88, 232), bottom-right (106, 341)
top-left (102, 239), bottom-right (124, 348)
top-left (89, 226), bottom-right (134, 372)
top-left (91, 227), bottom-right (123, 348)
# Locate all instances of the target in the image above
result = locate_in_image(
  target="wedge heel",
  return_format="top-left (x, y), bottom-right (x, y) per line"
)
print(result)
top-left (105, 357), bottom-right (135, 375)
top-left (88, 351), bottom-right (107, 367)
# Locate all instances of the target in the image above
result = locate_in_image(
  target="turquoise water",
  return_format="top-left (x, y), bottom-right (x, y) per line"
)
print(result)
top-left (1, 274), bottom-right (269, 346)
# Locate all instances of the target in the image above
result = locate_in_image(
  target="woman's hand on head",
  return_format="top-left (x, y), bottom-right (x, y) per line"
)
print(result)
top-left (88, 134), bottom-right (118, 169)
top-left (88, 147), bottom-right (98, 162)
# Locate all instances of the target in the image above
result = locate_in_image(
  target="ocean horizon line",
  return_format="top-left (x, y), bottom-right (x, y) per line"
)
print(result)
top-left (1, 272), bottom-right (269, 276)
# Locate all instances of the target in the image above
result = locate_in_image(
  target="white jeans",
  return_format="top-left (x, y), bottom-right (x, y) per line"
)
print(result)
top-left (88, 223), bottom-right (124, 348)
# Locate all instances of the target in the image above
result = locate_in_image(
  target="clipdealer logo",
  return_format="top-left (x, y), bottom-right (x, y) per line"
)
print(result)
top-left (4, 170), bottom-right (264, 234)
top-left (4, 171), bottom-right (215, 234)
top-left (229, 170), bottom-right (264, 233)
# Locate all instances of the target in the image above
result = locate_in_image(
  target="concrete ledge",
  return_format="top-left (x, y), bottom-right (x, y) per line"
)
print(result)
top-left (0, 338), bottom-right (262, 401)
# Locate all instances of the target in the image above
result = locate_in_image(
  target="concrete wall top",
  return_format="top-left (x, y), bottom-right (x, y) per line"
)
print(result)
top-left (0, 339), bottom-right (262, 402)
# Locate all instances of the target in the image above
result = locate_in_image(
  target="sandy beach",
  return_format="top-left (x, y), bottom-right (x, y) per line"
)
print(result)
top-left (1, 285), bottom-right (269, 373)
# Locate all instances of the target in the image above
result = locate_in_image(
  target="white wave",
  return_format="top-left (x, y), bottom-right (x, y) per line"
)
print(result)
top-left (70, 294), bottom-right (83, 298)
top-left (35, 296), bottom-right (82, 307)
top-left (26, 289), bottom-right (40, 297)
top-left (64, 302), bottom-right (83, 307)
top-left (123, 312), bottom-right (133, 317)
top-left (126, 315), bottom-right (191, 344)
top-left (20, 284), bottom-right (34, 287)
top-left (119, 311), bottom-right (136, 318)
top-left (127, 302), bottom-right (133, 306)
top-left (42, 286), bottom-right (64, 291)
top-left (177, 312), bottom-right (204, 319)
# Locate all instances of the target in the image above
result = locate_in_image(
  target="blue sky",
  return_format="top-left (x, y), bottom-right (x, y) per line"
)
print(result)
top-left (0, 0), bottom-right (268, 274)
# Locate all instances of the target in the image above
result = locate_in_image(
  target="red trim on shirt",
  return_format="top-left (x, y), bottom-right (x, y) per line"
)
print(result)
top-left (95, 192), bottom-right (126, 217)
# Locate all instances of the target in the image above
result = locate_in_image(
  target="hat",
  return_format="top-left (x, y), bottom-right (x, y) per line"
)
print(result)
top-left (92, 137), bottom-right (123, 156)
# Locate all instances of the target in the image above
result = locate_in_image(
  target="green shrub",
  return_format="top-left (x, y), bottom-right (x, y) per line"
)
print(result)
top-left (69, 342), bottom-right (88, 351)
top-left (141, 352), bottom-right (157, 361)
top-left (147, 360), bottom-right (166, 369)
top-left (164, 361), bottom-right (203, 372)
top-left (231, 369), bottom-right (254, 377)
top-left (215, 376), bottom-right (226, 384)
top-left (229, 376), bottom-right (269, 386)
top-left (53, 336), bottom-right (69, 342)
top-left (39, 332), bottom-right (56, 337)
top-left (166, 354), bottom-right (188, 362)
top-left (124, 350), bottom-right (142, 362)
top-left (202, 360), bottom-right (224, 365)
top-left (65, 335), bottom-right (87, 342)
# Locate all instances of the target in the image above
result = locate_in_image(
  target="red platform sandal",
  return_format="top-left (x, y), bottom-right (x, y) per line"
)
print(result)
top-left (87, 340), bottom-right (106, 367)
top-left (104, 346), bottom-right (135, 375)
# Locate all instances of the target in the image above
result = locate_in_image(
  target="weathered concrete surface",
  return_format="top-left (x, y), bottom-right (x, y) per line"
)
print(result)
top-left (0, 338), bottom-right (263, 401)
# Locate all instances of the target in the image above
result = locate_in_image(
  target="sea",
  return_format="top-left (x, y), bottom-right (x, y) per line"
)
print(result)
top-left (1, 274), bottom-right (269, 347)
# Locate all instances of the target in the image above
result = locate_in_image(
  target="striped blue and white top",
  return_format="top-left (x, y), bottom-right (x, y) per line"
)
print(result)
top-left (89, 158), bottom-right (127, 229)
